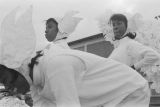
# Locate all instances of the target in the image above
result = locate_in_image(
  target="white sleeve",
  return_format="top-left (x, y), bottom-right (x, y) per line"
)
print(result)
top-left (134, 50), bottom-right (159, 69)
top-left (46, 56), bottom-right (82, 107)
top-left (128, 42), bottom-right (160, 69)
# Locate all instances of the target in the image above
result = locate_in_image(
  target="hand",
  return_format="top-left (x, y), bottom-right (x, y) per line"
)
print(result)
top-left (25, 94), bottom-right (33, 107)
top-left (131, 65), bottom-right (136, 70)
top-left (131, 64), bottom-right (141, 71)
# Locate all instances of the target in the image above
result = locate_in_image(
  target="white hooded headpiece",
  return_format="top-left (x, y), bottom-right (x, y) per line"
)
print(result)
top-left (53, 11), bottom-right (83, 41)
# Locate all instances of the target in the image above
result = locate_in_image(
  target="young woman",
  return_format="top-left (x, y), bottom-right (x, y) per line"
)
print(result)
top-left (99, 13), bottom-right (160, 93)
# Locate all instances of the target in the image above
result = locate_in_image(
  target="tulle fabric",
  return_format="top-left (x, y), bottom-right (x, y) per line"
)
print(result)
top-left (0, 96), bottom-right (29, 107)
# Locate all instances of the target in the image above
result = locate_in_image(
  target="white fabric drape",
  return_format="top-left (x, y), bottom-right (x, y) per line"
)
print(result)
top-left (31, 44), bottom-right (150, 107)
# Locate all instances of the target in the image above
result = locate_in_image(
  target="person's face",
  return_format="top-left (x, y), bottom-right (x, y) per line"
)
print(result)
top-left (111, 20), bottom-right (127, 40)
top-left (45, 21), bottom-right (58, 42)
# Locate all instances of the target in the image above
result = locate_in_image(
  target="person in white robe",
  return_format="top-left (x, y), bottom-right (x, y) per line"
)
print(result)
top-left (28, 13), bottom-right (150, 107)
top-left (98, 13), bottom-right (160, 93)
top-left (44, 11), bottom-right (82, 49)
top-left (29, 43), bottom-right (150, 107)
top-left (0, 6), bottom-right (150, 107)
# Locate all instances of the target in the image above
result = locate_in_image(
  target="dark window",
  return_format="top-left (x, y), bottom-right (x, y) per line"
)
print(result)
top-left (74, 46), bottom-right (85, 51)
top-left (87, 41), bottom-right (114, 58)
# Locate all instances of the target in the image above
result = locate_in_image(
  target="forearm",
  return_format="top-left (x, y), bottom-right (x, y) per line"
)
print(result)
top-left (134, 52), bottom-right (159, 70)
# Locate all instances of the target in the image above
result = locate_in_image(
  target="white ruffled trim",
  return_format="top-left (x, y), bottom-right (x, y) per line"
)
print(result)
top-left (0, 96), bottom-right (29, 107)
top-left (140, 64), bottom-right (160, 93)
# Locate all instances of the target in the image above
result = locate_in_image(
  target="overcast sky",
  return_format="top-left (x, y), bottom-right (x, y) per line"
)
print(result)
top-left (0, 0), bottom-right (160, 49)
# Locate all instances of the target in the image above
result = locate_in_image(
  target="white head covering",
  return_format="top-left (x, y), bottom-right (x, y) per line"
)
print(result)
top-left (0, 6), bottom-right (36, 69)
top-left (54, 11), bottom-right (83, 41)
top-left (0, 5), bottom-right (36, 84)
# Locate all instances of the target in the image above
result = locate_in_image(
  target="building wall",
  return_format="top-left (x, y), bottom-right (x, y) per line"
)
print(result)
top-left (69, 34), bottom-right (114, 58)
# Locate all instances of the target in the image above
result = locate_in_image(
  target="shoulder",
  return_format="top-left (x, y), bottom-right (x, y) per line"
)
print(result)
top-left (126, 39), bottom-right (146, 49)
top-left (46, 55), bottom-right (85, 69)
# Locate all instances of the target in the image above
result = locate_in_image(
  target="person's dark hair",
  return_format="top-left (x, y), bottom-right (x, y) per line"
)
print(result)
top-left (0, 64), bottom-right (30, 94)
top-left (109, 14), bottom-right (128, 28)
top-left (46, 18), bottom-right (58, 26)
top-left (125, 32), bottom-right (136, 39)
top-left (28, 50), bottom-right (43, 81)
top-left (0, 65), bottom-right (18, 84)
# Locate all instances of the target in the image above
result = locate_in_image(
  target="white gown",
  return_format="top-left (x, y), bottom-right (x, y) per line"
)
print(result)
top-left (31, 44), bottom-right (150, 107)
top-left (109, 37), bottom-right (160, 92)
top-left (109, 37), bottom-right (160, 68)
top-left (54, 39), bottom-right (70, 49)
